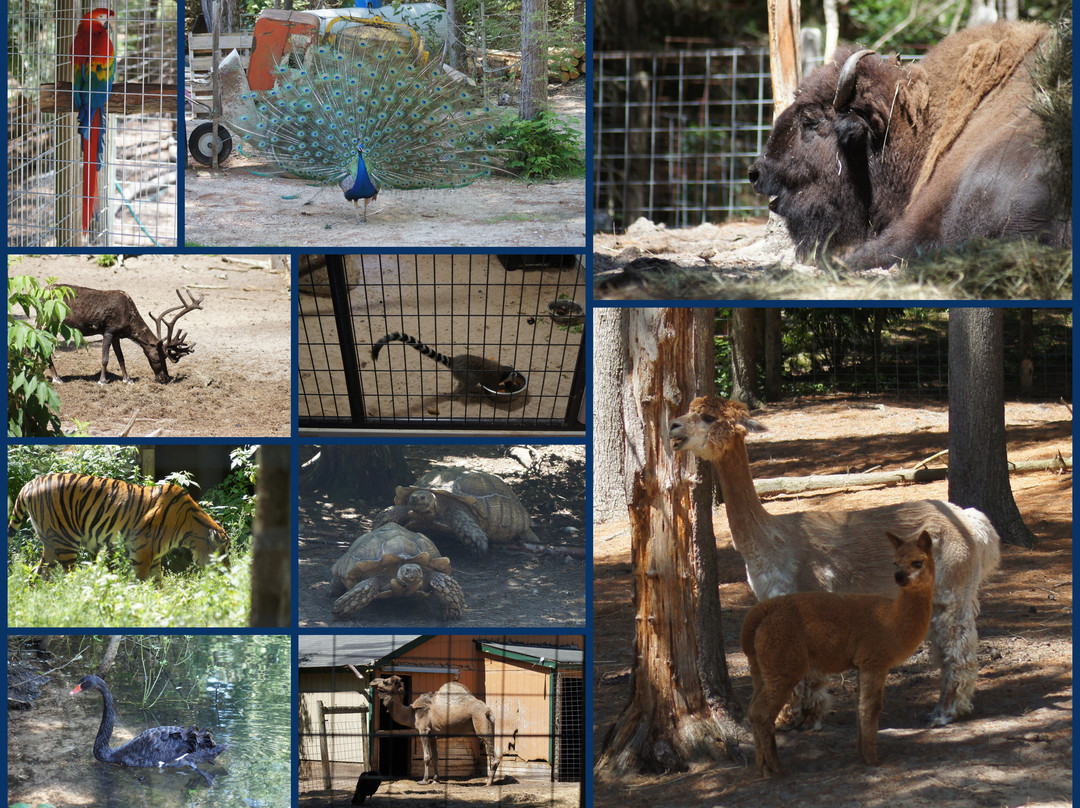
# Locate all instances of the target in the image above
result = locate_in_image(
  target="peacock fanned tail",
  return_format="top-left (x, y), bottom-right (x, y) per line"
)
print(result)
top-left (229, 42), bottom-right (501, 206)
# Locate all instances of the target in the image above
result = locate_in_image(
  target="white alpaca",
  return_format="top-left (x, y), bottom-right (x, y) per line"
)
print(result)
top-left (669, 396), bottom-right (1001, 726)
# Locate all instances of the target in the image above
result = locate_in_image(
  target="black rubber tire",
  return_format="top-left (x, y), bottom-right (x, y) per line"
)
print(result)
top-left (188, 121), bottom-right (233, 166)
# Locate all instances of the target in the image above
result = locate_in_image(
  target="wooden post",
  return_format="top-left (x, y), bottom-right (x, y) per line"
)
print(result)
top-left (318, 700), bottom-right (332, 789)
top-left (767, 0), bottom-right (802, 118)
top-left (56, 0), bottom-right (80, 245)
top-left (212, 0), bottom-right (223, 170)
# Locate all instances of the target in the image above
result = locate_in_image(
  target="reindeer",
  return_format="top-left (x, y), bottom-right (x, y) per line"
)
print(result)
top-left (47, 286), bottom-right (204, 384)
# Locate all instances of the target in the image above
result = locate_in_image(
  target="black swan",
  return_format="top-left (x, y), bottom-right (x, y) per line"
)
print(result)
top-left (71, 674), bottom-right (228, 786)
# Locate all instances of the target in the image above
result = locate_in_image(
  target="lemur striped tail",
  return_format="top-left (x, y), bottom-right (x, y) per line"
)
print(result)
top-left (371, 332), bottom-right (453, 369)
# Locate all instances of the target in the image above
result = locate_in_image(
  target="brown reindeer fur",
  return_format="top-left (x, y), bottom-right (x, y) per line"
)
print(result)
top-left (669, 396), bottom-right (1000, 727)
top-left (742, 531), bottom-right (935, 776)
top-left (47, 285), bottom-right (199, 384)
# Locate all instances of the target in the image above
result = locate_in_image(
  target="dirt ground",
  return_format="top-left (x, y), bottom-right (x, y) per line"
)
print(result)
top-left (299, 444), bottom-right (587, 628)
top-left (593, 397), bottom-right (1073, 808)
top-left (184, 81), bottom-right (587, 249)
top-left (300, 772), bottom-right (581, 808)
top-left (11, 254), bottom-right (291, 437)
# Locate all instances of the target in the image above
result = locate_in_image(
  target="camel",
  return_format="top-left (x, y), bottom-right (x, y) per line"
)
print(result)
top-left (369, 675), bottom-right (501, 786)
top-left (743, 531), bottom-right (935, 776)
top-left (669, 395), bottom-right (1000, 727)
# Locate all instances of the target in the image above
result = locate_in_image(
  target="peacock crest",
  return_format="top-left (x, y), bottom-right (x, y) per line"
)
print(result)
top-left (227, 41), bottom-right (502, 219)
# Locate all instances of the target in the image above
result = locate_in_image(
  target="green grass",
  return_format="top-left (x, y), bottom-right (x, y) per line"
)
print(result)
top-left (8, 550), bottom-right (251, 627)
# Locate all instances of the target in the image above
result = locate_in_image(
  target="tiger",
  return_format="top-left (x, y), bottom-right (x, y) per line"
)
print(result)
top-left (8, 473), bottom-right (230, 580)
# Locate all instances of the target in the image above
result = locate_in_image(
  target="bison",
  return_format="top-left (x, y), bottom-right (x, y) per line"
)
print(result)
top-left (748, 21), bottom-right (1071, 267)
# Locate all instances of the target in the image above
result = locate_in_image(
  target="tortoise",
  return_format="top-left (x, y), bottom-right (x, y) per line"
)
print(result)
top-left (373, 468), bottom-right (539, 557)
top-left (331, 523), bottom-right (465, 620)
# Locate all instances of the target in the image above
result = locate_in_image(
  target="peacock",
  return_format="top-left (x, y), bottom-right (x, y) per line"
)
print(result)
top-left (226, 41), bottom-right (503, 221)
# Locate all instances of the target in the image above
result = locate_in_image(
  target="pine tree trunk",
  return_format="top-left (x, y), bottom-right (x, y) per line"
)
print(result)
top-left (948, 308), bottom-right (1036, 547)
top-left (730, 308), bottom-right (762, 407)
top-left (300, 446), bottom-right (405, 504)
top-left (763, 309), bottom-right (782, 401)
top-left (519, 0), bottom-right (548, 119)
top-left (593, 309), bottom-right (632, 523)
top-left (595, 308), bottom-right (747, 778)
top-left (445, 0), bottom-right (466, 72)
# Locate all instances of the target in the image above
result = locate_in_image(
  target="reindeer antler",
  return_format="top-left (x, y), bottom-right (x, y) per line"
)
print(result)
top-left (150, 289), bottom-right (204, 361)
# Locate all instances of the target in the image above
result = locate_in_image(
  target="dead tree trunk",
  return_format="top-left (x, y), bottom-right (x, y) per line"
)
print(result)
top-left (764, 0), bottom-right (802, 243)
top-left (98, 635), bottom-right (123, 675)
top-left (596, 308), bottom-right (746, 777)
top-left (767, 0), bottom-right (801, 117)
top-left (948, 308), bottom-right (1036, 547)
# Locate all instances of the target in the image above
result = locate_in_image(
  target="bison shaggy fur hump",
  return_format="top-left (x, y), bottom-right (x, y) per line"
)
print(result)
top-left (748, 21), bottom-right (1071, 267)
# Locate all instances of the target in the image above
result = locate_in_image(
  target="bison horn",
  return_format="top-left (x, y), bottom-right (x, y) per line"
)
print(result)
top-left (833, 49), bottom-right (877, 110)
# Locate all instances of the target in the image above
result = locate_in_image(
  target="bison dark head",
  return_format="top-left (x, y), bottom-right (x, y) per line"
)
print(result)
top-left (749, 49), bottom-right (925, 259)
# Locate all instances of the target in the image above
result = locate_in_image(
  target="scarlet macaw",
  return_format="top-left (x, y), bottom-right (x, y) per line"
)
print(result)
top-left (72, 8), bottom-right (116, 233)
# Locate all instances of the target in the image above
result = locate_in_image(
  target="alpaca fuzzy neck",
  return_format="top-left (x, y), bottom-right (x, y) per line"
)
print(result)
top-left (710, 435), bottom-right (776, 554)
top-left (882, 565), bottom-right (935, 659)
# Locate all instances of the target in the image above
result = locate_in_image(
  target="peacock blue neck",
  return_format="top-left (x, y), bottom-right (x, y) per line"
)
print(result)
top-left (340, 148), bottom-right (379, 201)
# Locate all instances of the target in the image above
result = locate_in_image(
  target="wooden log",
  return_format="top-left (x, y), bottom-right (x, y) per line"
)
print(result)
top-left (751, 454), bottom-right (1072, 496)
top-left (40, 82), bottom-right (179, 115)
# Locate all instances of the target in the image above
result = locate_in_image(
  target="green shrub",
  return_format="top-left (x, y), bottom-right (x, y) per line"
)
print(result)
top-left (204, 446), bottom-right (259, 552)
top-left (7, 275), bottom-right (84, 437)
top-left (499, 110), bottom-right (584, 179)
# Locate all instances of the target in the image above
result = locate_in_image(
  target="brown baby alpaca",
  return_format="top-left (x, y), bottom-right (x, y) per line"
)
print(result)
top-left (741, 530), bottom-right (935, 776)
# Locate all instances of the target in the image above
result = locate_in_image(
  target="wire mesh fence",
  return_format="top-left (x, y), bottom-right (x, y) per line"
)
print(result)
top-left (298, 254), bottom-right (587, 432)
top-left (715, 308), bottom-right (1073, 401)
top-left (8, 0), bottom-right (178, 247)
top-left (593, 46), bottom-right (773, 231)
top-left (298, 634), bottom-right (584, 807)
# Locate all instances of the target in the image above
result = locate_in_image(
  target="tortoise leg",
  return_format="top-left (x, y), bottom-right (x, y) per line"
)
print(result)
top-left (371, 504), bottom-right (412, 530)
top-left (427, 570), bottom-right (465, 620)
top-left (333, 578), bottom-right (383, 618)
top-left (445, 507), bottom-right (489, 557)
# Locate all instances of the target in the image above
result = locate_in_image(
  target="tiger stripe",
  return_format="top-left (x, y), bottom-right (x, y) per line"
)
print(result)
top-left (8, 473), bottom-right (230, 580)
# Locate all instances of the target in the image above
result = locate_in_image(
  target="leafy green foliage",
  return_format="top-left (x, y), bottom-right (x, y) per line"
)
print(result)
top-left (7, 274), bottom-right (84, 437)
top-left (844, 0), bottom-right (1072, 49)
top-left (499, 110), bottom-right (585, 179)
top-left (8, 552), bottom-right (251, 627)
top-left (204, 446), bottom-right (259, 553)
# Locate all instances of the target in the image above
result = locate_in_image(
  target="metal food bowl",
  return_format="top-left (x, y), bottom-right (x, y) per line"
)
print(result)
top-left (480, 371), bottom-right (528, 400)
top-left (548, 299), bottom-right (585, 325)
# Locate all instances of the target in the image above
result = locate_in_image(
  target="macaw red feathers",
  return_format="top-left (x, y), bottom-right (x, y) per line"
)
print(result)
top-left (72, 8), bottom-right (116, 233)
